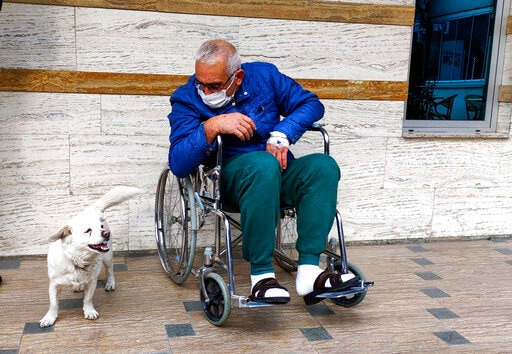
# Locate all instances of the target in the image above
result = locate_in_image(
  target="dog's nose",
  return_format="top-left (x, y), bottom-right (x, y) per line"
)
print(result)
top-left (101, 230), bottom-right (110, 239)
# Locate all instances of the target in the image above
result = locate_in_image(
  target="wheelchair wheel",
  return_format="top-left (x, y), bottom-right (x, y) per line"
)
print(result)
top-left (199, 272), bottom-right (231, 326)
top-left (155, 167), bottom-right (197, 284)
top-left (274, 208), bottom-right (299, 272)
top-left (329, 262), bottom-right (367, 307)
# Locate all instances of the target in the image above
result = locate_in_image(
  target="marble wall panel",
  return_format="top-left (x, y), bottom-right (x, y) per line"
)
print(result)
top-left (384, 137), bottom-right (509, 189)
top-left (69, 134), bottom-right (168, 193)
top-left (239, 19), bottom-right (411, 81)
top-left (0, 92), bottom-right (101, 135)
top-left (495, 102), bottom-right (512, 135)
top-left (101, 95), bottom-right (171, 136)
top-left (338, 187), bottom-right (435, 242)
top-left (75, 8), bottom-right (239, 74)
top-left (128, 194), bottom-right (157, 251)
top-left (503, 36), bottom-right (512, 85)
top-left (331, 136), bottom-right (387, 191)
top-left (0, 3), bottom-right (76, 70)
top-left (432, 186), bottom-right (512, 238)
top-left (0, 193), bottom-right (135, 255)
top-left (0, 135), bottom-right (70, 195)
top-left (321, 100), bottom-right (404, 138)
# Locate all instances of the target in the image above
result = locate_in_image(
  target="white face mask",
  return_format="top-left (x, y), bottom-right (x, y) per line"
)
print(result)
top-left (197, 76), bottom-right (236, 109)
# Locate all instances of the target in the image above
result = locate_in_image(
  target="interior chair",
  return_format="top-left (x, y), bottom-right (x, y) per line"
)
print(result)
top-left (464, 94), bottom-right (484, 120)
top-left (431, 94), bottom-right (458, 120)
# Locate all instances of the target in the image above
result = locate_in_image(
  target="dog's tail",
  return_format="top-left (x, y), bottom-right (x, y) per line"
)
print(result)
top-left (92, 186), bottom-right (143, 212)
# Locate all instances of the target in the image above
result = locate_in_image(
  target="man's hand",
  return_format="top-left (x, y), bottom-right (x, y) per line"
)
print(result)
top-left (266, 131), bottom-right (289, 170)
top-left (266, 143), bottom-right (288, 170)
top-left (204, 113), bottom-right (256, 143)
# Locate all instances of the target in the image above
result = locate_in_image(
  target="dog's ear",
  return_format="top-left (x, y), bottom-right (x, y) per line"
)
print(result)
top-left (49, 225), bottom-right (72, 242)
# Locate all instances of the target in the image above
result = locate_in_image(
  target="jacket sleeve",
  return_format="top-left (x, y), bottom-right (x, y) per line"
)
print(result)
top-left (167, 91), bottom-right (217, 178)
top-left (270, 66), bottom-right (325, 144)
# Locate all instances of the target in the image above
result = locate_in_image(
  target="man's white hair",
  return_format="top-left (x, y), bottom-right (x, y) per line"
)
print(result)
top-left (195, 39), bottom-right (241, 75)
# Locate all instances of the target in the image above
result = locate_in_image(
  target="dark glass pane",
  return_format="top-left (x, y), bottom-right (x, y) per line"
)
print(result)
top-left (406, 2), bottom-right (494, 121)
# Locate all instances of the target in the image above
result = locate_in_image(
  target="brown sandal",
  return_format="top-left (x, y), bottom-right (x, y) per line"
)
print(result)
top-left (249, 278), bottom-right (290, 304)
top-left (303, 270), bottom-right (360, 305)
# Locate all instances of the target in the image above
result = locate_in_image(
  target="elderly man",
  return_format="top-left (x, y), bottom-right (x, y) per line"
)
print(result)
top-left (167, 39), bottom-right (358, 305)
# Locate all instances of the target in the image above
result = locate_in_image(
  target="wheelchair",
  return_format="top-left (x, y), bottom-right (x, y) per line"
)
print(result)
top-left (155, 123), bottom-right (373, 325)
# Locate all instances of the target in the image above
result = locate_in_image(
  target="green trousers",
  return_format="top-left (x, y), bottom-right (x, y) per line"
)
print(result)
top-left (220, 151), bottom-right (340, 275)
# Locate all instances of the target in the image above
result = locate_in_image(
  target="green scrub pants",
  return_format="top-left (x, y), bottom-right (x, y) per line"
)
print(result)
top-left (220, 151), bottom-right (340, 275)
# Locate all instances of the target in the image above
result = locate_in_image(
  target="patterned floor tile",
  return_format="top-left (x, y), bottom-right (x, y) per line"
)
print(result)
top-left (426, 307), bottom-right (460, 319)
top-left (300, 327), bottom-right (333, 342)
top-left (165, 323), bottom-right (195, 338)
top-left (434, 331), bottom-right (470, 345)
top-left (421, 288), bottom-right (450, 298)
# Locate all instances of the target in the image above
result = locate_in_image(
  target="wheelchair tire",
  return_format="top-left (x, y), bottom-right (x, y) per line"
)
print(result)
top-left (273, 208), bottom-right (299, 272)
top-left (155, 167), bottom-right (197, 284)
top-left (330, 262), bottom-right (367, 307)
top-left (199, 272), bottom-right (231, 326)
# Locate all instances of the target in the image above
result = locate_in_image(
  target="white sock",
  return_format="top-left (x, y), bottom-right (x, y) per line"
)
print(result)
top-left (251, 273), bottom-right (289, 298)
top-left (295, 265), bottom-right (356, 296)
top-left (296, 265), bottom-right (324, 296)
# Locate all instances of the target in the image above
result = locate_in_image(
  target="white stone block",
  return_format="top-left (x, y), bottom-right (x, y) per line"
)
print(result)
top-left (0, 192), bottom-right (133, 255)
top-left (239, 19), bottom-right (411, 81)
top-left (432, 186), bottom-right (512, 238)
top-left (0, 135), bottom-right (70, 195)
top-left (338, 187), bottom-right (435, 242)
top-left (75, 8), bottom-right (239, 74)
top-left (69, 134), bottom-right (168, 193)
top-left (0, 92), bottom-right (101, 135)
top-left (101, 95), bottom-right (171, 136)
top-left (0, 3), bottom-right (76, 70)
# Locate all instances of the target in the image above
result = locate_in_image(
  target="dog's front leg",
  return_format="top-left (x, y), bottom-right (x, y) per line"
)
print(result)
top-left (39, 282), bottom-right (60, 327)
top-left (82, 282), bottom-right (99, 320)
top-left (103, 250), bottom-right (115, 291)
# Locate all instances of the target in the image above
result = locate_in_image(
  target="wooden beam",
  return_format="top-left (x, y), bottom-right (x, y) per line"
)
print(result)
top-left (310, 1), bottom-right (415, 26)
top-left (4, 0), bottom-right (415, 26)
top-left (0, 68), bottom-right (409, 100)
top-left (499, 85), bottom-right (512, 103)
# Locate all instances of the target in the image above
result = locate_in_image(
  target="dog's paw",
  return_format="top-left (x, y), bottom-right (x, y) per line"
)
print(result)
top-left (73, 285), bottom-right (85, 292)
top-left (104, 281), bottom-right (115, 291)
top-left (84, 309), bottom-right (99, 320)
top-left (39, 314), bottom-right (57, 328)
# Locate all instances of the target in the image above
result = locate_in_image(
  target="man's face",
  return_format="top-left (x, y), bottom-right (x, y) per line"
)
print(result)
top-left (195, 60), bottom-right (243, 96)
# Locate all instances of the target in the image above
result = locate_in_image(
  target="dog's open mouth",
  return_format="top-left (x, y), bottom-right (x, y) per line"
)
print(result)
top-left (88, 242), bottom-right (110, 253)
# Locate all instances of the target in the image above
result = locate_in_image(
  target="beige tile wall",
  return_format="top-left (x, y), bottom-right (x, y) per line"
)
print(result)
top-left (0, 2), bottom-right (511, 256)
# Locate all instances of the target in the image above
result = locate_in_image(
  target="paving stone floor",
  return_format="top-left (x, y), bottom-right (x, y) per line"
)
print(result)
top-left (1, 238), bottom-right (511, 353)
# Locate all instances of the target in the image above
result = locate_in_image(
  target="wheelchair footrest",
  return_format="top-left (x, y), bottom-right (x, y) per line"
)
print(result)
top-left (233, 295), bottom-right (284, 308)
top-left (315, 280), bottom-right (374, 299)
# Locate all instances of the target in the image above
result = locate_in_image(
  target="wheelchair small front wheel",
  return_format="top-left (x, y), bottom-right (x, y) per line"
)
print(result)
top-left (330, 262), bottom-right (367, 307)
top-left (199, 272), bottom-right (231, 326)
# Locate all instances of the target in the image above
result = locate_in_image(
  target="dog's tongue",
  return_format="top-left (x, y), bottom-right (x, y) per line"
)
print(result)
top-left (89, 243), bottom-right (109, 252)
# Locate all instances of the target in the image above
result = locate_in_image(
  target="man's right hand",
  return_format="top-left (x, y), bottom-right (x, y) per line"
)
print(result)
top-left (204, 113), bottom-right (257, 143)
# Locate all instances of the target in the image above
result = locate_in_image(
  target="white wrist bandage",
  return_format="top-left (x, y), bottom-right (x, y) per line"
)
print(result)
top-left (267, 131), bottom-right (289, 148)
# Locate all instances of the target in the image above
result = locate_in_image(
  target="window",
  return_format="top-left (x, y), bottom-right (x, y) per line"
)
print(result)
top-left (404, 0), bottom-right (509, 135)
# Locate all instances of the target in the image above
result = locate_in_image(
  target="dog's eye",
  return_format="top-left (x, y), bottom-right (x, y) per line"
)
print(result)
top-left (85, 228), bottom-right (92, 234)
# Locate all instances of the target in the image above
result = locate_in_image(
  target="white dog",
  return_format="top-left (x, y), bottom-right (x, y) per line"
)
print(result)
top-left (39, 186), bottom-right (142, 327)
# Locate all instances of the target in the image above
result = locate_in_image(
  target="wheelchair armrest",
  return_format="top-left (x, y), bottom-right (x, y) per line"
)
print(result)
top-left (308, 123), bottom-right (330, 155)
top-left (215, 123), bottom-right (330, 164)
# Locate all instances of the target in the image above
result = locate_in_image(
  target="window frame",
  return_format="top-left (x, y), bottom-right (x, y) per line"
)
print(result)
top-left (403, 0), bottom-right (510, 137)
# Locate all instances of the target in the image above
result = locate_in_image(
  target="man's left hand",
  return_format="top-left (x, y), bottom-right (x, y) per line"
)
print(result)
top-left (266, 143), bottom-right (288, 170)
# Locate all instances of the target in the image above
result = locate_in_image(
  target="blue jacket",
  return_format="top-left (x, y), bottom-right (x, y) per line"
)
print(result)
top-left (168, 62), bottom-right (325, 178)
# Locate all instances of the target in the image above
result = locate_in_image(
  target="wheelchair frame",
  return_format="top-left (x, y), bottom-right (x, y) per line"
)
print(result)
top-left (155, 123), bottom-right (372, 325)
